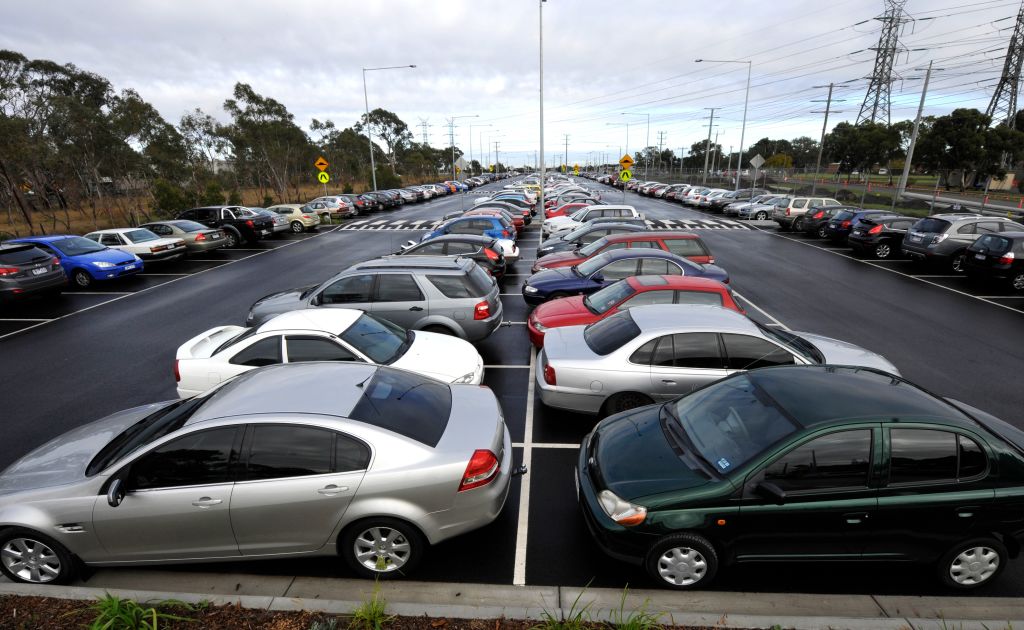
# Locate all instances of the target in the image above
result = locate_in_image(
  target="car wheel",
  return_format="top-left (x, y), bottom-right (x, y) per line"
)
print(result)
top-left (793, 218), bottom-right (804, 232)
top-left (223, 230), bottom-right (240, 248)
top-left (937, 538), bottom-right (1007, 590)
top-left (604, 391), bottom-right (654, 416)
top-left (423, 325), bottom-right (455, 336)
top-left (645, 533), bottom-right (719, 590)
top-left (951, 250), bottom-right (968, 273)
top-left (341, 518), bottom-right (425, 580)
top-left (874, 243), bottom-right (893, 259)
top-left (71, 269), bottom-right (92, 289)
top-left (290, 221), bottom-right (304, 233)
top-left (0, 528), bottom-right (77, 585)
top-left (816, 224), bottom-right (829, 239)
top-left (754, 211), bottom-right (767, 220)
top-left (1012, 272), bottom-right (1024, 292)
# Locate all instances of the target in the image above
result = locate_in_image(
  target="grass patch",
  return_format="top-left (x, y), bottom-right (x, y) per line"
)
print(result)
top-left (81, 593), bottom-right (199, 629)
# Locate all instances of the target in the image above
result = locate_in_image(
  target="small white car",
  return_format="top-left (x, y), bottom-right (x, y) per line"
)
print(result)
top-left (84, 228), bottom-right (187, 261)
top-left (543, 205), bottom-right (643, 237)
top-left (174, 309), bottom-right (485, 397)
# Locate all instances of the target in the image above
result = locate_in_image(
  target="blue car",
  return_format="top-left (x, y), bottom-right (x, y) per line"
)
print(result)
top-left (521, 248), bottom-right (729, 305)
top-left (9, 235), bottom-right (143, 289)
top-left (421, 216), bottom-right (515, 243)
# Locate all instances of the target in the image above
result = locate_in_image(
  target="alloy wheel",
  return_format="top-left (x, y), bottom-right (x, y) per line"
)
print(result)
top-left (1013, 273), bottom-right (1024, 292)
top-left (755, 211), bottom-right (767, 220)
top-left (875, 244), bottom-right (892, 259)
top-left (949, 546), bottom-right (999, 586)
top-left (817, 224), bottom-right (828, 238)
top-left (291, 221), bottom-right (304, 233)
top-left (952, 252), bottom-right (967, 273)
top-left (656, 546), bottom-right (708, 587)
top-left (353, 526), bottom-right (411, 573)
top-left (73, 270), bottom-right (92, 288)
top-left (1, 538), bottom-right (62, 584)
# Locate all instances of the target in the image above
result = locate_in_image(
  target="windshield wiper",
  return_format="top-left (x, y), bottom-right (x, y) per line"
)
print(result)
top-left (571, 265), bottom-right (583, 277)
top-left (582, 296), bottom-right (598, 314)
top-left (661, 404), bottom-right (720, 478)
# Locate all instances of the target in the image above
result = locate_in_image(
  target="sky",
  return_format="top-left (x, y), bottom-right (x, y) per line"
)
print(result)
top-left (1, 0), bottom-right (1021, 168)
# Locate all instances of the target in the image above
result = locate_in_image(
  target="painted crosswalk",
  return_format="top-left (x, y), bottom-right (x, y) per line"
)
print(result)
top-left (339, 217), bottom-right (757, 231)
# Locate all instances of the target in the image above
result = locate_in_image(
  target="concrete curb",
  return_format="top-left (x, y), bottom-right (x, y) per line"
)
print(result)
top-left (2, 577), bottom-right (1023, 630)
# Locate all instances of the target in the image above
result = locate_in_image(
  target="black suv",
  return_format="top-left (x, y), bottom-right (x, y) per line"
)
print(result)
top-left (395, 235), bottom-right (507, 279)
top-left (848, 215), bottom-right (917, 259)
top-left (177, 206), bottom-right (274, 247)
top-left (965, 231), bottom-right (1024, 291)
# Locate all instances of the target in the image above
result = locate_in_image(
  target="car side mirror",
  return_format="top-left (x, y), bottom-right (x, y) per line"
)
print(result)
top-left (311, 293), bottom-right (322, 306)
top-left (591, 273), bottom-right (604, 283)
top-left (107, 478), bottom-right (126, 508)
top-left (755, 481), bottom-right (786, 505)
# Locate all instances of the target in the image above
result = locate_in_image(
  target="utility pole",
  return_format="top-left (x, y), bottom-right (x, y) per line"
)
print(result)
top-left (811, 82), bottom-right (844, 194)
top-left (726, 145), bottom-right (734, 179)
top-left (857, 0), bottom-right (909, 125)
top-left (987, 2), bottom-right (1024, 128)
top-left (679, 147), bottom-right (685, 178)
top-left (702, 108), bottom-right (716, 186)
top-left (447, 118), bottom-right (456, 181)
top-left (538, 0), bottom-right (546, 211)
top-left (656, 131), bottom-right (666, 174)
top-left (494, 141), bottom-right (501, 176)
top-left (418, 118), bottom-right (430, 145)
top-left (893, 61), bottom-right (933, 210)
top-left (563, 134), bottom-right (570, 173)
top-left (711, 131), bottom-right (720, 176)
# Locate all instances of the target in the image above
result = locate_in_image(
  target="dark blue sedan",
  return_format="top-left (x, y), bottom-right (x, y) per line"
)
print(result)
top-left (521, 248), bottom-right (728, 305)
top-left (421, 216), bottom-right (514, 243)
top-left (9, 235), bottom-right (143, 289)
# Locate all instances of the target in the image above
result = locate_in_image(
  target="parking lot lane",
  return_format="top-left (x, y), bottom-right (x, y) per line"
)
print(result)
top-left (154, 259), bottom-right (234, 274)
top-left (0, 292), bottom-right (122, 320)
top-left (531, 400), bottom-right (598, 446)
top-left (497, 293), bottom-right (530, 323)
top-left (0, 320), bottom-right (48, 336)
top-left (484, 368), bottom-right (528, 444)
top-left (476, 323), bottom-right (531, 366)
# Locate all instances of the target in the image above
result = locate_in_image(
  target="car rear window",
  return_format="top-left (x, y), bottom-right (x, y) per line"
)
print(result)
top-left (833, 210), bottom-right (856, 222)
top-left (584, 311), bottom-right (641, 355)
top-left (0, 245), bottom-right (48, 265)
top-left (972, 234), bottom-right (1011, 253)
top-left (347, 368), bottom-right (451, 447)
top-left (170, 220), bottom-right (209, 232)
top-left (914, 218), bottom-right (951, 233)
top-left (427, 268), bottom-right (492, 299)
top-left (665, 238), bottom-right (707, 257)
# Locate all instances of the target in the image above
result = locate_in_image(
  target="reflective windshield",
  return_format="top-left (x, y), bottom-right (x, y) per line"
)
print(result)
top-left (576, 252), bottom-right (612, 276)
top-left (583, 279), bottom-right (635, 314)
top-left (569, 209), bottom-right (588, 221)
top-left (341, 313), bottom-right (410, 364)
top-left (583, 310), bottom-right (641, 355)
top-left (170, 220), bottom-right (209, 232)
top-left (756, 323), bottom-right (823, 363)
top-left (51, 236), bottom-right (106, 256)
top-left (125, 229), bottom-right (159, 243)
top-left (578, 236), bottom-right (610, 257)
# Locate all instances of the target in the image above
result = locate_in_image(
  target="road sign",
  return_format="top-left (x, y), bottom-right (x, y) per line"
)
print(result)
top-left (317, 171), bottom-right (330, 184)
top-left (573, 166), bottom-right (580, 176)
top-left (619, 154), bottom-right (635, 170)
top-left (489, 164), bottom-right (494, 172)
top-left (749, 154), bottom-right (765, 169)
top-left (314, 156), bottom-right (329, 172)
top-left (456, 166), bottom-right (461, 174)
top-left (619, 169), bottom-right (632, 182)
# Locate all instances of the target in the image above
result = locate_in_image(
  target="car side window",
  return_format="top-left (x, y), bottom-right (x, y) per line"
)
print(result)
top-left (976, 222), bottom-right (1001, 235)
top-left (793, 198), bottom-right (809, 208)
top-left (579, 232), bottom-right (603, 245)
top-left (128, 427), bottom-right (239, 491)
top-left (375, 274), bottom-right (424, 302)
top-left (222, 209), bottom-right (236, 220)
top-left (760, 429), bottom-right (873, 494)
top-left (958, 435), bottom-right (987, 478)
top-left (179, 210), bottom-right (195, 220)
top-left (321, 274), bottom-right (374, 304)
top-left (599, 259), bottom-right (638, 280)
top-left (721, 334), bottom-right (795, 369)
top-left (639, 259), bottom-right (670, 275)
top-left (619, 290), bottom-right (674, 310)
top-left (148, 224), bottom-right (171, 236)
top-left (628, 240), bottom-right (659, 249)
top-left (414, 242), bottom-right (446, 255)
top-left (1002, 221), bottom-right (1024, 232)
top-left (446, 242), bottom-right (476, 255)
top-left (659, 333), bottom-right (724, 369)
top-left (244, 425), bottom-right (333, 481)
top-left (957, 223), bottom-right (976, 235)
top-left (285, 336), bottom-right (356, 362)
top-left (230, 336), bottom-right (282, 367)
top-left (336, 434), bottom-right (371, 472)
top-left (449, 221), bottom-right (475, 235)
top-left (100, 234), bottom-right (123, 246)
top-left (889, 428), bottom-right (959, 485)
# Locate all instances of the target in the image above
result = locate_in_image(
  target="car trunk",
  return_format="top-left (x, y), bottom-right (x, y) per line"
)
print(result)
top-left (967, 234), bottom-right (1014, 270)
top-left (0, 246), bottom-right (58, 281)
top-left (906, 217), bottom-right (951, 248)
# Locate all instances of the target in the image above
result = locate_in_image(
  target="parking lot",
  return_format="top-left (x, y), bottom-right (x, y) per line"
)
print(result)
top-left (2, 180), bottom-right (1023, 596)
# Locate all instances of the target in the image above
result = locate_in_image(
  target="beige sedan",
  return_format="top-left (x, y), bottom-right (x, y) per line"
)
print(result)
top-left (267, 204), bottom-right (322, 233)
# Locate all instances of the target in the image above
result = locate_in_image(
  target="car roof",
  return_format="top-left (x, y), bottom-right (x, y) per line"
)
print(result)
top-left (86, 228), bottom-right (137, 234)
top-left (627, 303), bottom-right (754, 334)
top-left (604, 231), bottom-right (699, 243)
top-left (574, 222), bottom-right (647, 233)
top-left (583, 204), bottom-right (635, 211)
top-left (414, 234), bottom-right (492, 244)
top-left (628, 275), bottom-right (727, 290)
top-left (9, 235), bottom-right (77, 243)
top-left (597, 248), bottom-right (683, 262)
top-left (352, 255), bottom-right (470, 271)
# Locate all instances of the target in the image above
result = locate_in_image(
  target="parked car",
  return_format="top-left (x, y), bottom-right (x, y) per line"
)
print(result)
top-left (248, 208), bottom-right (291, 236)
top-left (848, 215), bottom-right (918, 259)
top-left (965, 231), bottom-right (1024, 291)
top-left (537, 223), bottom-right (650, 258)
top-left (576, 364), bottom-right (1024, 590)
top-left (793, 205), bottom-right (851, 238)
top-left (522, 249), bottom-right (728, 306)
top-left (0, 242), bottom-right (66, 303)
top-left (544, 205), bottom-right (643, 237)
top-left (265, 205), bottom-right (321, 233)
top-left (532, 231), bottom-right (714, 273)
top-left (902, 214), bottom-right (1024, 273)
top-left (825, 210), bottom-right (901, 244)
top-left (84, 228), bottom-right (187, 262)
top-left (247, 256), bottom-right (503, 342)
top-left (175, 309), bottom-right (484, 397)
top-left (177, 206), bottom-right (274, 247)
top-left (395, 235), bottom-right (506, 278)
top-left (0, 361), bottom-right (512, 584)
top-left (464, 208), bottom-right (523, 234)
top-left (708, 189), bottom-right (770, 213)
top-left (139, 220), bottom-right (228, 253)
top-left (8, 235), bottom-right (143, 289)
top-left (771, 197), bottom-right (842, 230)
top-left (308, 196), bottom-right (356, 219)
top-left (421, 216), bottom-right (515, 243)
top-left (527, 275), bottom-right (742, 347)
top-left (339, 195), bottom-right (370, 215)
top-left (723, 194), bottom-right (779, 218)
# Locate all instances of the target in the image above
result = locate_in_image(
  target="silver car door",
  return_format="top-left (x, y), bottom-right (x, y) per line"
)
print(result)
top-left (230, 425), bottom-right (367, 555)
top-left (370, 273), bottom-right (428, 329)
top-left (648, 333), bottom-right (729, 399)
top-left (317, 274), bottom-right (375, 313)
top-left (91, 427), bottom-right (242, 562)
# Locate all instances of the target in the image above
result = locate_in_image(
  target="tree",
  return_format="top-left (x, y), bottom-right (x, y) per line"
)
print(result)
top-left (354, 108), bottom-right (412, 174)
top-left (789, 136), bottom-right (819, 168)
top-left (825, 121), bottom-right (900, 175)
top-left (765, 153), bottom-right (793, 168)
top-left (915, 108), bottom-right (1024, 191)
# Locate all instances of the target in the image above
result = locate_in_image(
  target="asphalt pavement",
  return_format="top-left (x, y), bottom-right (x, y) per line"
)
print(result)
top-left (1, 179), bottom-right (1023, 598)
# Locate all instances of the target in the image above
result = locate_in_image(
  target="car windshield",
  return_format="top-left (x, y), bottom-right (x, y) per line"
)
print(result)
top-left (576, 252), bottom-right (613, 277)
top-left (583, 279), bottom-right (636, 314)
top-left (577, 236), bottom-right (610, 256)
top-left (347, 368), bottom-right (452, 447)
top-left (583, 310), bottom-right (641, 355)
top-left (833, 210), bottom-right (856, 222)
top-left (562, 225), bottom-right (597, 241)
top-left (341, 313), bottom-right (411, 364)
top-left (125, 229), bottom-right (159, 243)
top-left (569, 209), bottom-right (588, 221)
top-left (755, 323), bottom-right (823, 363)
top-left (51, 236), bottom-right (106, 256)
top-left (669, 374), bottom-right (798, 474)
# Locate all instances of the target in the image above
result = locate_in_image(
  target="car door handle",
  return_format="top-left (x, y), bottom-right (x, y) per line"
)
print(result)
top-left (956, 506), bottom-right (979, 519)
top-left (191, 497), bottom-right (222, 508)
top-left (409, 306), bottom-right (424, 311)
top-left (844, 512), bottom-right (869, 525)
top-left (317, 485), bottom-right (349, 496)
top-left (661, 379), bottom-right (677, 385)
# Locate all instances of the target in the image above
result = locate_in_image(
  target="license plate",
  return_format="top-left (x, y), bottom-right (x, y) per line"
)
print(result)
top-left (852, 230), bottom-right (862, 236)
top-left (829, 223), bottom-right (838, 228)
top-left (261, 230), bottom-right (270, 236)
top-left (975, 253), bottom-right (986, 260)
top-left (211, 234), bottom-right (221, 239)
top-left (909, 235), bottom-right (922, 243)
top-left (31, 267), bottom-right (47, 275)
top-left (123, 264), bottom-right (137, 271)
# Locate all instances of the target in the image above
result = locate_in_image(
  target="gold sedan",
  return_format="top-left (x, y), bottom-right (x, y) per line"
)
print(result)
top-left (267, 204), bottom-right (322, 233)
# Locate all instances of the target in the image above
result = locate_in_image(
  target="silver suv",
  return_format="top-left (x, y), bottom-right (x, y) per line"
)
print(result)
top-left (771, 196), bottom-right (841, 229)
top-left (247, 256), bottom-right (504, 341)
top-left (902, 213), bottom-right (1024, 272)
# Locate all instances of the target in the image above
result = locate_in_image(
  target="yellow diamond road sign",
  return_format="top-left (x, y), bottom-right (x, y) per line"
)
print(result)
top-left (619, 169), bottom-right (632, 182)
top-left (315, 156), bottom-right (329, 171)
top-left (619, 154), bottom-right (635, 170)
top-left (317, 171), bottom-right (330, 184)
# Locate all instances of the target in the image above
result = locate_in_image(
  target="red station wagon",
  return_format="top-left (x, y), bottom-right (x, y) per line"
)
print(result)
top-left (531, 231), bottom-right (713, 273)
top-left (545, 202), bottom-right (590, 220)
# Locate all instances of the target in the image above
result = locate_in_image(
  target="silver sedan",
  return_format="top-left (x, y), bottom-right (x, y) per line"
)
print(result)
top-left (537, 304), bottom-right (900, 417)
top-left (0, 362), bottom-right (512, 584)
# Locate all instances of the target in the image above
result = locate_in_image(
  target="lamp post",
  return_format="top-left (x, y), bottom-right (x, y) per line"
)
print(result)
top-left (446, 114), bottom-right (478, 180)
top-left (695, 59), bottom-right (750, 192)
top-left (469, 123), bottom-right (491, 176)
top-left (621, 112), bottom-right (650, 178)
top-left (362, 64), bottom-right (416, 191)
top-left (538, 0), bottom-right (547, 213)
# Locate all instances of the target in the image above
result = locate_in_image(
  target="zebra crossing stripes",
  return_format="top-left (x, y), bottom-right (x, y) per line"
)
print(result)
top-left (337, 217), bottom-right (757, 231)
top-left (339, 219), bottom-right (441, 231)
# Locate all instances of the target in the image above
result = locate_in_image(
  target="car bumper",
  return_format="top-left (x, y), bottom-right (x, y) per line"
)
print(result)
top-left (0, 271), bottom-right (66, 300)
top-left (138, 248), bottom-right (187, 261)
top-left (527, 318), bottom-right (545, 348)
top-left (901, 243), bottom-right (939, 260)
top-left (185, 239), bottom-right (227, 253)
top-left (463, 299), bottom-right (504, 342)
top-left (773, 216), bottom-right (797, 228)
top-left (91, 263), bottom-right (143, 280)
top-left (271, 224), bottom-right (291, 234)
top-left (535, 367), bottom-right (604, 415)
top-left (521, 287), bottom-right (548, 306)
top-left (576, 441), bottom-right (649, 565)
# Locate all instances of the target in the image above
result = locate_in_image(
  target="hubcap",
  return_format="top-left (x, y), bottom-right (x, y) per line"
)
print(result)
top-left (354, 526), bottom-right (411, 573)
top-left (952, 255), bottom-right (966, 273)
top-left (818, 226), bottom-right (828, 238)
top-left (950, 546), bottom-right (999, 585)
top-left (1013, 274), bottom-right (1024, 291)
top-left (1, 538), bottom-right (61, 583)
top-left (292, 222), bottom-right (303, 233)
top-left (74, 272), bottom-right (90, 287)
top-left (876, 244), bottom-right (891, 258)
top-left (657, 546), bottom-right (707, 586)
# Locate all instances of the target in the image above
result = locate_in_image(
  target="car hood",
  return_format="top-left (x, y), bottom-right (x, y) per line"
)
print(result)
top-left (692, 263), bottom-right (729, 284)
top-left (250, 285), bottom-right (315, 321)
top-left (0, 402), bottom-right (175, 495)
top-left (593, 406), bottom-right (712, 501)
top-left (77, 248), bottom-right (137, 264)
top-left (393, 331), bottom-right (483, 382)
top-left (532, 295), bottom-right (591, 323)
top-left (534, 250), bottom-right (581, 269)
top-left (794, 331), bottom-right (900, 375)
top-left (527, 266), bottom-right (581, 288)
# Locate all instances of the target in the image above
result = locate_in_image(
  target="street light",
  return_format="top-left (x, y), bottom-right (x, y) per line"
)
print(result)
top-left (447, 114), bottom-right (478, 180)
top-left (362, 64), bottom-right (416, 191)
top-left (469, 123), bottom-right (491, 176)
top-left (695, 59), bottom-right (751, 192)
top-left (621, 112), bottom-right (650, 178)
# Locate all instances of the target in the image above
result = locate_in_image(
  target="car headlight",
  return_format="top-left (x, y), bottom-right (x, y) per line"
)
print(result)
top-left (523, 286), bottom-right (539, 294)
top-left (134, 255), bottom-right (143, 263)
top-left (92, 261), bottom-right (116, 269)
top-left (535, 266), bottom-right (549, 271)
top-left (531, 319), bottom-right (547, 332)
top-left (453, 371), bottom-right (477, 384)
top-left (597, 489), bottom-right (647, 526)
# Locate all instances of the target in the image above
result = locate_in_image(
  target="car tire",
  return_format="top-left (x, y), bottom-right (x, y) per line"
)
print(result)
top-left (816, 224), bottom-right (829, 239)
top-left (1011, 271), bottom-right (1024, 292)
top-left (951, 250), bottom-right (968, 273)
top-left (645, 533), bottom-right (719, 590)
top-left (754, 211), bottom-right (767, 220)
top-left (291, 221), bottom-right (304, 233)
top-left (340, 518), bottom-right (426, 580)
top-left (423, 325), bottom-right (455, 336)
top-left (71, 269), bottom-right (92, 289)
top-left (937, 537), bottom-right (1007, 590)
top-left (874, 242), bottom-right (893, 259)
top-left (793, 218), bottom-right (804, 232)
top-left (223, 230), bottom-right (240, 249)
top-left (603, 391), bottom-right (654, 416)
top-left (0, 527), bottom-right (77, 585)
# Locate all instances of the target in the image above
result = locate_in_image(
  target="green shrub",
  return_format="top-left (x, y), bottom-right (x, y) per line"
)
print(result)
top-left (83, 593), bottom-right (197, 630)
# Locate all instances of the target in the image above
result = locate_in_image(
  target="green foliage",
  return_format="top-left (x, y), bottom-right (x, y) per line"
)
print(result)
top-left (201, 181), bottom-right (225, 205)
top-left (262, 194), bottom-right (275, 207)
top-left (227, 189), bottom-right (243, 205)
top-left (342, 182), bottom-right (354, 194)
top-left (349, 583), bottom-right (394, 630)
top-left (371, 167), bottom-right (402, 190)
top-left (607, 587), bottom-right (663, 630)
top-left (84, 593), bottom-right (196, 630)
top-left (532, 586), bottom-right (592, 630)
top-left (150, 179), bottom-right (189, 216)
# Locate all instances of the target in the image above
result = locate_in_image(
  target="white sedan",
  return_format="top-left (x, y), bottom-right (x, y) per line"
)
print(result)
top-left (84, 228), bottom-right (187, 261)
top-left (174, 309), bottom-right (485, 397)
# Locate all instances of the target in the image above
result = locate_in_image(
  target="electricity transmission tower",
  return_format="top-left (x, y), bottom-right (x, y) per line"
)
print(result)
top-left (856, 0), bottom-right (910, 125)
top-left (418, 118), bottom-right (430, 145)
top-left (986, 2), bottom-right (1024, 128)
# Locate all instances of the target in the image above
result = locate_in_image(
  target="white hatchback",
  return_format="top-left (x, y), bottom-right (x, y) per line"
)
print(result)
top-left (84, 228), bottom-right (187, 261)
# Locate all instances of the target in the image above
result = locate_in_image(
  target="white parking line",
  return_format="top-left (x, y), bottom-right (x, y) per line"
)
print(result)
top-left (976, 295), bottom-right (1024, 300)
top-left (484, 365), bottom-right (530, 368)
top-left (914, 275), bottom-right (965, 279)
top-left (183, 259), bottom-right (236, 263)
top-left (732, 291), bottom-right (790, 330)
top-left (62, 291), bottom-right (131, 295)
top-left (512, 347), bottom-right (537, 586)
top-left (0, 318), bottom-right (52, 322)
top-left (137, 273), bottom-right (190, 276)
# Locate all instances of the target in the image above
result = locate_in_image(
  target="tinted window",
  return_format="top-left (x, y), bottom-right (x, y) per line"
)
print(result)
top-left (763, 430), bottom-right (872, 492)
top-left (628, 240), bottom-right (659, 249)
top-left (244, 425), bottom-right (333, 480)
top-left (640, 259), bottom-right (674, 275)
top-left (347, 368), bottom-right (451, 447)
top-left (412, 242), bottom-right (446, 255)
top-left (721, 334), bottom-right (796, 370)
top-left (129, 427), bottom-right (238, 490)
top-left (959, 435), bottom-right (987, 478)
top-left (657, 333), bottom-right (723, 369)
top-left (976, 222), bottom-right (1001, 235)
top-left (447, 242), bottom-right (477, 255)
top-left (146, 224), bottom-right (172, 236)
top-left (675, 290), bottom-right (725, 307)
top-left (666, 239), bottom-right (707, 257)
top-left (583, 280), bottom-right (635, 314)
top-left (427, 270), bottom-right (491, 298)
top-left (629, 338), bottom-right (658, 364)
top-left (583, 311), bottom-right (641, 355)
top-left (99, 234), bottom-right (123, 246)
top-left (336, 434), bottom-right (371, 472)
top-left (51, 236), bottom-right (106, 256)
top-left (0, 246), bottom-right (49, 265)
top-left (620, 289), bottom-right (674, 309)
top-left (230, 336), bottom-right (282, 367)
top-left (286, 336), bottom-right (356, 362)
top-left (957, 223), bottom-right (976, 235)
top-left (449, 220), bottom-right (478, 235)
top-left (376, 274), bottom-right (423, 302)
top-left (600, 259), bottom-right (638, 280)
top-left (321, 274), bottom-right (374, 304)
top-left (973, 234), bottom-right (1011, 252)
top-left (915, 218), bottom-right (951, 233)
top-left (889, 429), bottom-right (956, 484)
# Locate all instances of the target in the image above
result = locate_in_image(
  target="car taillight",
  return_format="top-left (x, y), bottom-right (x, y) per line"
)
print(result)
top-left (474, 300), bottom-right (490, 320)
top-left (484, 248), bottom-right (499, 261)
top-left (195, 232), bottom-right (208, 241)
top-left (459, 449), bottom-right (499, 492)
top-left (785, 208), bottom-right (791, 216)
top-left (999, 251), bottom-right (1016, 265)
top-left (543, 362), bottom-right (557, 385)
top-left (812, 211), bottom-right (824, 219)
top-left (52, 257), bottom-right (61, 267)
top-left (502, 230), bottom-right (510, 238)
top-left (0, 267), bottom-right (18, 276)
top-left (246, 220), bottom-right (255, 228)
top-left (868, 224), bottom-right (883, 235)
top-left (841, 220), bottom-right (851, 229)
top-left (302, 214), bottom-right (312, 219)
top-left (173, 359), bottom-right (180, 382)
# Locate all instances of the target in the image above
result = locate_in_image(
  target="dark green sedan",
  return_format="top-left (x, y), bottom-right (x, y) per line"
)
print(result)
top-left (577, 365), bottom-right (1024, 590)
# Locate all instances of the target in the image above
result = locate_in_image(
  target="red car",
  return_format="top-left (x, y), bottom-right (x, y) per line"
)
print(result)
top-left (545, 202), bottom-right (589, 220)
top-left (464, 208), bottom-right (524, 234)
top-left (531, 231), bottom-right (714, 273)
top-left (527, 275), bottom-right (744, 347)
